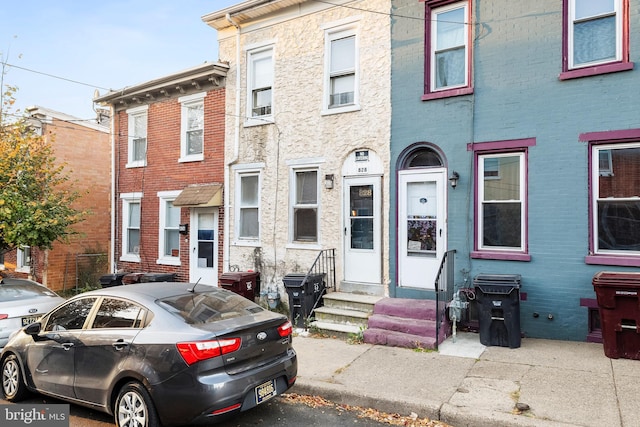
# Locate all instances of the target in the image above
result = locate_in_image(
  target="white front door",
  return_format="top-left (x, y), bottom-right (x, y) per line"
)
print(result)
top-left (189, 208), bottom-right (218, 286)
top-left (343, 176), bottom-right (381, 284)
top-left (398, 169), bottom-right (446, 289)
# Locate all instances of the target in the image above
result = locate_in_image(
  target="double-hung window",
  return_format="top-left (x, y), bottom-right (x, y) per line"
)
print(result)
top-left (423, 0), bottom-right (472, 100)
top-left (323, 23), bottom-right (359, 114)
top-left (121, 193), bottom-right (142, 262)
top-left (126, 106), bottom-right (148, 168)
top-left (158, 191), bottom-right (181, 265)
top-left (471, 138), bottom-right (534, 261)
top-left (290, 167), bottom-right (319, 244)
top-left (236, 171), bottom-right (260, 242)
top-left (583, 129), bottom-right (640, 265)
top-left (17, 246), bottom-right (31, 273)
top-left (561, 0), bottom-right (632, 79)
top-left (247, 46), bottom-right (273, 124)
top-left (179, 93), bottom-right (205, 162)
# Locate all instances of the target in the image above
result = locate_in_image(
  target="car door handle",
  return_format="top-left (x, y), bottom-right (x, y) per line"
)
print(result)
top-left (62, 343), bottom-right (74, 351)
top-left (112, 340), bottom-right (129, 351)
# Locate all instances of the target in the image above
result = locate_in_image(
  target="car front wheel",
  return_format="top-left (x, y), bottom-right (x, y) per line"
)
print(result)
top-left (115, 381), bottom-right (159, 427)
top-left (1, 354), bottom-right (29, 401)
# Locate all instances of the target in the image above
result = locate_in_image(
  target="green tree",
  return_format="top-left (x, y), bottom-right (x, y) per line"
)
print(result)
top-left (0, 87), bottom-right (86, 256)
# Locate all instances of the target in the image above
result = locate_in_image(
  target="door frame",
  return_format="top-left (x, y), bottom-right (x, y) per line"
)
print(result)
top-left (397, 168), bottom-right (447, 290)
top-left (189, 207), bottom-right (219, 286)
top-left (343, 175), bottom-right (382, 284)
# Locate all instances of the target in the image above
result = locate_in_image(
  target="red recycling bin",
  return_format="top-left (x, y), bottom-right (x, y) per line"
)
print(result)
top-left (592, 271), bottom-right (640, 360)
top-left (220, 271), bottom-right (260, 301)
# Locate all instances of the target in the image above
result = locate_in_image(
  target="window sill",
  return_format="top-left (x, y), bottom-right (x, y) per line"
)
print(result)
top-left (179, 154), bottom-right (204, 163)
top-left (471, 251), bottom-right (531, 261)
top-left (321, 104), bottom-right (361, 116)
top-left (559, 62), bottom-right (634, 81)
top-left (120, 254), bottom-right (140, 263)
top-left (422, 86), bottom-right (473, 101)
top-left (233, 240), bottom-right (261, 247)
top-left (156, 257), bottom-right (181, 266)
top-left (126, 161), bottom-right (146, 169)
top-left (585, 254), bottom-right (640, 267)
top-left (244, 116), bottom-right (274, 127)
top-left (286, 243), bottom-right (322, 251)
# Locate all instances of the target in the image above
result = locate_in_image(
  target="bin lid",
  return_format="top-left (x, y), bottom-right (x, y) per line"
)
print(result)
top-left (593, 271), bottom-right (640, 287)
top-left (473, 274), bottom-right (521, 294)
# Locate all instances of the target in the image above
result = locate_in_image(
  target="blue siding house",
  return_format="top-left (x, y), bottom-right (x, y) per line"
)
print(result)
top-left (390, 0), bottom-right (640, 341)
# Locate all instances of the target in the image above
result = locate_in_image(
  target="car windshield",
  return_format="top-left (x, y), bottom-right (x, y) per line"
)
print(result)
top-left (158, 289), bottom-right (264, 324)
top-left (0, 280), bottom-right (59, 302)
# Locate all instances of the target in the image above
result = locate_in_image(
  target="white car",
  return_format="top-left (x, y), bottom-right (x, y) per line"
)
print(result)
top-left (0, 278), bottom-right (65, 347)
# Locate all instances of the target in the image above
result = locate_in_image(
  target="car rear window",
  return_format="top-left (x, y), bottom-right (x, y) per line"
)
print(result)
top-left (158, 290), bottom-right (264, 324)
top-left (0, 282), bottom-right (59, 302)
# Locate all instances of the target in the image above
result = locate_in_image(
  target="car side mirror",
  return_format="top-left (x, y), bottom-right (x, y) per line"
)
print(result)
top-left (25, 322), bottom-right (42, 336)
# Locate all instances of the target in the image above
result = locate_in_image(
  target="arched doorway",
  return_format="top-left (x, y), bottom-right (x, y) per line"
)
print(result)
top-left (397, 144), bottom-right (447, 290)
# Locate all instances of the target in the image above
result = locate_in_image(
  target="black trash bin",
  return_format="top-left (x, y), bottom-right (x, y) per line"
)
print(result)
top-left (99, 273), bottom-right (128, 288)
top-left (283, 273), bottom-right (326, 328)
top-left (474, 274), bottom-right (522, 348)
top-left (220, 271), bottom-right (260, 301)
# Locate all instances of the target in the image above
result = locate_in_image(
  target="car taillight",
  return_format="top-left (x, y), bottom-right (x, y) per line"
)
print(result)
top-left (277, 321), bottom-right (293, 337)
top-left (0, 314), bottom-right (7, 320)
top-left (176, 338), bottom-right (241, 366)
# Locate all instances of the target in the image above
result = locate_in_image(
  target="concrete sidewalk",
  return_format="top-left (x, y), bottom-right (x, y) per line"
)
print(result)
top-left (289, 331), bottom-right (640, 427)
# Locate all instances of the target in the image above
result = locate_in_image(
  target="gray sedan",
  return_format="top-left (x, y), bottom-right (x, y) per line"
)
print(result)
top-left (0, 282), bottom-right (297, 427)
top-left (0, 278), bottom-right (66, 348)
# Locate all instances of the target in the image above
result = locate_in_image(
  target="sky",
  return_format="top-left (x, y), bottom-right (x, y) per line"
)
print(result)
top-left (0, 0), bottom-right (239, 122)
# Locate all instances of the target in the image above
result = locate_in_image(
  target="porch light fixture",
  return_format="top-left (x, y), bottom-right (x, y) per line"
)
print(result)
top-left (324, 174), bottom-right (335, 189)
top-left (449, 171), bottom-right (460, 189)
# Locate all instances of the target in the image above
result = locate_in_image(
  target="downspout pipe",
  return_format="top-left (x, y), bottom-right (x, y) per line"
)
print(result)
top-left (223, 13), bottom-right (241, 272)
top-left (109, 105), bottom-right (116, 273)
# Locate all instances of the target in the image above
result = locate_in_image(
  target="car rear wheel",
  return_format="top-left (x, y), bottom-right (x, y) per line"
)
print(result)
top-left (1, 354), bottom-right (29, 401)
top-left (115, 381), bottom-right (159, 427)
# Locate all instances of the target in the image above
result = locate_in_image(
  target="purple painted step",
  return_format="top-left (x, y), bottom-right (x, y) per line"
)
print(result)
top-left (372, 298), bottom-right (438, 321)
top-left (363, 298), bottom-right (451, 349)
top-left (367, 314), bottom-right (437, 337)
top-left (363, 328), bottom-right (437, 350)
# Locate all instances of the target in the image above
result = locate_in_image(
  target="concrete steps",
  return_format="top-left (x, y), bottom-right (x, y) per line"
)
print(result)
top-left (363, 298), bottom-right (450, 350)
top-left (311, 292), bottom-right (383, 335)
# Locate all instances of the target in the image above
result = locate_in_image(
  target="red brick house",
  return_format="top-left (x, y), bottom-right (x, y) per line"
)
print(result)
top-left (1, 107), bottom-right (111, 292)
top-left (94, 62), bottom-right (228, 286)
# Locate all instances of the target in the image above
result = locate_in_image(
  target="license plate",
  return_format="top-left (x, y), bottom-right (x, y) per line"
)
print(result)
top-left (21, 316), bottom-right (39, 327)
top-left (255, 379), bottom-right (277, 404)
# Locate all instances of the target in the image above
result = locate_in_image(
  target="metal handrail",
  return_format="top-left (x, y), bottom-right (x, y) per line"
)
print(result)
top-left (434, 249), bottom-right (456, 349)
top-left (303, 249), bottom-right (336, 326)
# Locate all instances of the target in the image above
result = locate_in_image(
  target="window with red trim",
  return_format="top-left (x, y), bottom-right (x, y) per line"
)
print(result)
top-left (560, 0), bottom-right (633, 80)
top-left (422, 0), bottom-right (473, 100)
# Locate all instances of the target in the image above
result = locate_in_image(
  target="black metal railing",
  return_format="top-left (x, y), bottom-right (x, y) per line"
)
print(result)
top-left (434, 249), bottom-right (456, 349)
top-left (304, 248), bottom-right (336, 324)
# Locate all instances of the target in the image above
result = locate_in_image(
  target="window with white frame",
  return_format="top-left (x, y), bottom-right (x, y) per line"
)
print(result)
top-left (569, 0), bottom-right (621, 69)
top-left (324, 23), bottom-right (359, 114)
top-left (423, 0), bottom-right (472, 99)
top-left (291, 168), bottom-right (319, 243)
top-left (17, 246), bottom-right (31, 273)
top-left (247, 46), bottom-right (273, 122)
top-left (126, 105), bottom-right (148, 167)
top-left (179, 93), bottom-right (205, 162)
top-left (121, 193), bottom-right (142, 262)
top-left (477, 152), bottom-right (526, 252)
top-left (237, 172), bottom-right (260, 241)
top-left (158, 191), bottom-right (181, 264)
top-left (562, 0), bottom-right (632, 79)
top-left (591, 142), bottom-right (640, 255)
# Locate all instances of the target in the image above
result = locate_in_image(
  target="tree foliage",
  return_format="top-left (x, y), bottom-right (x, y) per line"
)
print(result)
top-left (0, 88), bottom-right (86, 255)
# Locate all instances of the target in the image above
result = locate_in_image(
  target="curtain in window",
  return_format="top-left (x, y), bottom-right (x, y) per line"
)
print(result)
top-left (187, 104), bottom-right (203, 154)
top-left (435, 7), bottom-right (465, 88)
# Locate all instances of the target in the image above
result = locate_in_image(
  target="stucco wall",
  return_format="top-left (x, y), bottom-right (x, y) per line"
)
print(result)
top-left (217, 0), bottom-right (391, 295)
